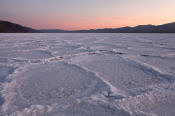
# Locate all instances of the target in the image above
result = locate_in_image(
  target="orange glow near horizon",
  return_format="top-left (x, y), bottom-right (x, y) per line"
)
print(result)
top-left (11, 16), bottom-right (174, 30)
top-left (1, 0), bottom-right (175, 30)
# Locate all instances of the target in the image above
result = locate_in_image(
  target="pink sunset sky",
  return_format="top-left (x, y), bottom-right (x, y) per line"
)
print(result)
top-left (0, 0), bottom-right (175, 30)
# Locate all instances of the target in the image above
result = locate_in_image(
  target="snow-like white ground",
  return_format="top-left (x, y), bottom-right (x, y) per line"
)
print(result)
top-left (0, 33), bottom-right (175, 116)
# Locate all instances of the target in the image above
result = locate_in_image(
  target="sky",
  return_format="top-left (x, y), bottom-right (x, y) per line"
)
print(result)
top-left (0, 0), bottom-right (175, 30)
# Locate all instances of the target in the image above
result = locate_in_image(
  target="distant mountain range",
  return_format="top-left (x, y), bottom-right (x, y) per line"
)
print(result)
top-left (0, 20), bottom-right (175, 33)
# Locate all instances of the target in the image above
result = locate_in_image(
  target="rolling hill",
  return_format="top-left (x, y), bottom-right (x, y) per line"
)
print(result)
top-left (0, 20), bottom-right (38, 33)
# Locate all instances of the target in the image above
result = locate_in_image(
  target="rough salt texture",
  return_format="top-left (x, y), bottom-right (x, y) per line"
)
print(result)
top-left (0, 33), bottom-right (175, 116)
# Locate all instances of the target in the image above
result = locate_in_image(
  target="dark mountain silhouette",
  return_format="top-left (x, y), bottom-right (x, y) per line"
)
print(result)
top-left (71, 22), bottom-right (175, 33)
top-left (0, 20), bottom-right (175, 33)
top-left (0, 20), bottom-right (38, 33)
top-left (40, 22), bottom-right (175, 33)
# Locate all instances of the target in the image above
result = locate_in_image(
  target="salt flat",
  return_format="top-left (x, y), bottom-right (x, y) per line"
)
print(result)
top-left (0, 33), bottom-right (175, 116)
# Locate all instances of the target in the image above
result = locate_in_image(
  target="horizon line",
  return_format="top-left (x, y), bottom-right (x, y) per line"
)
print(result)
top-left (1, 19), bottom-right (175, 31)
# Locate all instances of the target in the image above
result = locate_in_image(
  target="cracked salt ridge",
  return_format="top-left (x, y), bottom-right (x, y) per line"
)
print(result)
top-left (3, 61), bottom-right (129, 115)
top-left (72, 54), bottom-right (174, 86)
top-left (0, 59), bottom-right (133, 115)
top-left (0, 64), bottom-right (26, 113)
top-left (0, 35), bottom-right (174, 115)
top-left (68, 63), bottom-right (127, 99)
top-left (0, 66), bottom-right (15, 111)
top-left (68, 53), bottom-right (175, 114)
top-left (122, 55), bottom-right (175, 80)
top-left (0, 53), bottom-right (128, 114)
top-left (0, 50), bottom-right (53, 60)
top-left (106, 56), bottom-right (175, 115)
top-left (68, 62), bottom-right (156, 116)
top-left (115, 82), bottom-right (175, 116)
top-left (0, 50), bottom-right (102, 67)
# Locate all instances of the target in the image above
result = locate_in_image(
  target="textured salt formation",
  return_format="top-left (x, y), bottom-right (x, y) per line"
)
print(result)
top-left (0, 33), bottom-right (175, 116)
